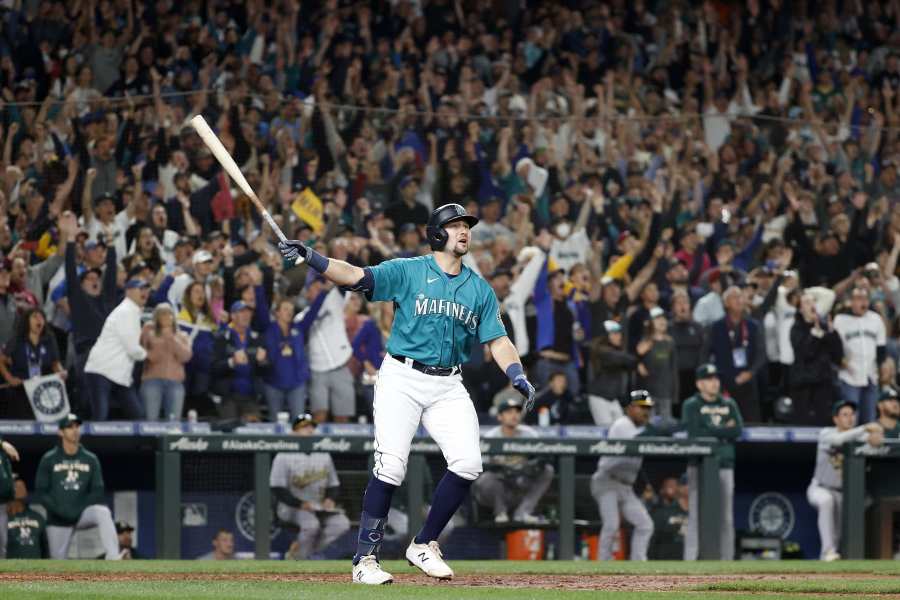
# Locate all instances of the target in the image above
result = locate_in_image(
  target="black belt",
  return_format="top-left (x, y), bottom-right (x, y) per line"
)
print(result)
top-left (392, 354), bottom-right (460, 377)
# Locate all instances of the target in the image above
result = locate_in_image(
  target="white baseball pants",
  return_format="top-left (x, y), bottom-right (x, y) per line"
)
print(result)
top-left (807, 480), bottom-right (842, 559)
top-left (372, 356), bottom-right (482, 485)
top-left (46, 505), bottom-right (120, 559)
top-left (276, 505), bottom-right (350, 559)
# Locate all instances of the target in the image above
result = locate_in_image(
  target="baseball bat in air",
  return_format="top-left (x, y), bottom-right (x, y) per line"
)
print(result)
top-left (190, 114), bottom-right (304, 264)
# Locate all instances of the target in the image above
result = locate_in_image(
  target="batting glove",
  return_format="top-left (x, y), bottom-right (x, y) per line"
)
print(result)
top-left (512, 374), bottom-right (536, 413)
top-left (278, 239), bottom-right (308, 262)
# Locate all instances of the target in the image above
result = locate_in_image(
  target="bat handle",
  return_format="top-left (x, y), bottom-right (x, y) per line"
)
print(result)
top-left (259, 207), bottom-right (305, 265)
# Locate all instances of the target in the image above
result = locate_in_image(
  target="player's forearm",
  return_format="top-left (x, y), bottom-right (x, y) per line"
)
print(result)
top-left (322, 258), bottom-right (366, 287)
top-left (488, 336), bottom-right (522, 373)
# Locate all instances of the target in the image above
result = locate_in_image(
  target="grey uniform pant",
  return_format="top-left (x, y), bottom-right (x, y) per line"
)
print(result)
top-left (472, 464), bottom-right (555, 518)
top-left (46, 505), bottom-right (120, 559)
top-left (277, 504), bottom-right (351, 559)
top-left (685, 466), bottom-right (734, 560)
top-left (0, 504), bottom-right (7, 558)
top-left (309, 365), bottom-right (356, 418)
top-left (590, 474), bottom-right (653, 561)
top-left (807, 480), bottom-right (842, 558)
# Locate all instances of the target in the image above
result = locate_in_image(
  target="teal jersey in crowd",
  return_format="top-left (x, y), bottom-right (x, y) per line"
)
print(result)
top-left (368, 255), bottom-right (506, 367)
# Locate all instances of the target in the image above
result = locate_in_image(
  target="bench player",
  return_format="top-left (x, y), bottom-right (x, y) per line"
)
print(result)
top-left (807, 399), bottom-right (884, 561)
top-left (278, 203), bottom-right (536, 584)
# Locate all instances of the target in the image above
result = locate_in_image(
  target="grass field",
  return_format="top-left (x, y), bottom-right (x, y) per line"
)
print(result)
top-left (1, 559), bottom-right (899, 599)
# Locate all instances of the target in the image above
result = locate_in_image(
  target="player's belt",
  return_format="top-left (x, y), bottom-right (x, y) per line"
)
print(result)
top-left (391, 354), bottom-right (460, 376)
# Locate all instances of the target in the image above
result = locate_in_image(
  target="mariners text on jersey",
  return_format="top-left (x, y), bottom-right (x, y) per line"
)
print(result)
top-left (414, 297), bottom-right (480, 330)
top-left (368, 254), bottom-right (506, 367)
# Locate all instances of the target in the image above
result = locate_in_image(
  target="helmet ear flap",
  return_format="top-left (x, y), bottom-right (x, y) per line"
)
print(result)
top-left (427, 225), bottom-right (448, 251)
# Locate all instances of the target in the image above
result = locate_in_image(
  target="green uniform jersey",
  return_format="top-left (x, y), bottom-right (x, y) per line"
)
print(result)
top-left (680, 393), bottom-right (743, 469)
top-left (648, 499), bottom-right (688, 560)
top-left (881, 421), bottom-right (900, 439)
top-left (7, 507), bottom-right (48, 558)
top-left (0, 438), bottom-right (12, 503)
top-left (368, 254), bottom-right (506, 367)
top-left (35, 445), bottom-right (105, 526)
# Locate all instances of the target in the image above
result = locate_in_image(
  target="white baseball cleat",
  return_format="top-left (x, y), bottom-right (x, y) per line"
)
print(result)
top-left (352, 555), bottom-right (394, 585)
top-left (406, 540), bottom-right (454, 579)
top-left (822, 550), bottom-right (841, 562)
top-left (494, 511), bottom-right (509, 524)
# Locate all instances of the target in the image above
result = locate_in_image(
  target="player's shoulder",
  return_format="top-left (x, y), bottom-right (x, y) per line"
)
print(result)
top-left (484, 425), bottom-right (503, 438)
top-left (376, 255), bottom-right (430, 270)
top-left (79, 446), bottom-right (101, 463)
top-left (516, 424), bottom-right (540, 438)
top-left (460, 263), bottom-right (496, 294)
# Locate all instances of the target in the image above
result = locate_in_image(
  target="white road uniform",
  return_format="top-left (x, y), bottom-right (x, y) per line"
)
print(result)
top-left (590, 415), bottom-right (654, 561)
top-left (807, 425), bottom-right (873, 559)
top-left (270, 450), bottom-right (350, 559)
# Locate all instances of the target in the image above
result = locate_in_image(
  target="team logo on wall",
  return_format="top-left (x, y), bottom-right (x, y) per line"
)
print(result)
top-left (749, 492), bottom-right (795, 539)
top-left (25, 374), bottom-right (70, 423)
top-left (235, 492), bottom-right (281, 542)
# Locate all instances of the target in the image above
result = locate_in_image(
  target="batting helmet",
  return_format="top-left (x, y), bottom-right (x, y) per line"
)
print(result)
top-left (426, 203), bottom-right (479, 251)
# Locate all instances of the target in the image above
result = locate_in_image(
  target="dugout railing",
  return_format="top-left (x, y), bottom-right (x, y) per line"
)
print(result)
top-left (155, 434), bottom-right (723, 560)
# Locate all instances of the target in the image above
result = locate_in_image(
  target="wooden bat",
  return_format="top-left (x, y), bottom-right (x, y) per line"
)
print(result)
top-left (190, 115), bottom-right (304, 263)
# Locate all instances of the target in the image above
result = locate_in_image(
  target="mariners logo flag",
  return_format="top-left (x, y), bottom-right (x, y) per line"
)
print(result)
top-left (291, 187), bottom-right (324, 234)
top-left (24, 373), bottom-right (70, 423)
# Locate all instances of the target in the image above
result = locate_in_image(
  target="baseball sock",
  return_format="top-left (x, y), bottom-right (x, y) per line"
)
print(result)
top-left (414, 471), bottom-right (472, 544)
top-left (353, 477), bottom-right (397, 565)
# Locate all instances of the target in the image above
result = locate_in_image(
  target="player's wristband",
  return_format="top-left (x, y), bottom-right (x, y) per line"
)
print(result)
top-left (505, 363), bottom-right (525, 382)
top-left (305, 246), bottom-right (330, 273)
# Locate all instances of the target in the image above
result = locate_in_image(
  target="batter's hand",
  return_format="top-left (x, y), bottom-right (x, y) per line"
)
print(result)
top-left (512, 375), bottom-right (536, 413)
top-left (278, 239), bottom-right (308, 262)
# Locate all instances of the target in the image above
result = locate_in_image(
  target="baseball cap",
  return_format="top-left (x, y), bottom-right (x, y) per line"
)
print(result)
top-left (603, 320), bottom-right (622, 334)
top-left (58, 413), bottom-right (82, 428)
top-left (125, 279), bottom-right (150, 290)
top-left (230, 300), bottom-right (252, 313)
top-left (192, 249), bottom-right (214, 265)
top-left (695, 363), bottom-right (719, 380)
top-left (84, 239), bottom-right (106, 251)
top-left (497, 397), bottom-right (523, 413)
top-left (115, 521), bottom-right (135, 534)
top-left (292, 413), bottom-right (316, 429)
top-left (628, 389), bottom-right (654, 407)
top-left (878, 387), bottom-right (899, 402)
top-left (649, 306), bottom-right (665, 319)
top-left (832, 399), bottom-right (857, 416)
top-left (96, 192), bottom-right (116, 205)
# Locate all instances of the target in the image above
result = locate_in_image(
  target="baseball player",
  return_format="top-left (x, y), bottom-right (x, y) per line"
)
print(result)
top-left (808, 399), bottom-right (884, 561)
top-left (6, 476), bottom-right (49, 558)
top-left (34, 414), bottom-right (120, 559)
top-left (875, 387), bottom-right (900, 438)
top-left (590, 390), bottom-right (656, 561)
top-left (472, 397), bottom-right (555, 523)
top-left (270, 413), bottom-right (351, 559)
top-left (278, 203), bottom-right (536, 584)
top-left (0, 436), bottom-right (19, 557)
top-left (681, 363), bottom-right (743, 560)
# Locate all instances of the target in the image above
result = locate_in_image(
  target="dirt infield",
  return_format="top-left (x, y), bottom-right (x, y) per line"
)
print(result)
top-left (1, 571), bottom-right (897, 593)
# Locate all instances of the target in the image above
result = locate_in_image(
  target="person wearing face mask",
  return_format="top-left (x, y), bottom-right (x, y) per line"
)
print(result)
top-left (547, 189), bottom-right (595, 274)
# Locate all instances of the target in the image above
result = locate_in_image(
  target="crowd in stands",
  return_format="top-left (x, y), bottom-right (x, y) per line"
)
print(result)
top-left (0, 0), bottom-right (899, 428)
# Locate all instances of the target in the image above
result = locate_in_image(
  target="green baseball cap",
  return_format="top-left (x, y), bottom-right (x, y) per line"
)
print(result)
top-left (58, 413), bottom-right (82, 429)
top-left (878, 387), bottom-right (899, 402)
top-left (695, 363), bottom-right (718, 380)
top-left (832, 400), bottom-right (857, 416)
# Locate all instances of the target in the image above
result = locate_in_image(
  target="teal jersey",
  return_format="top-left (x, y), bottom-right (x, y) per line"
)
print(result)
top-left (369, 255), bottom-right (506, 367)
